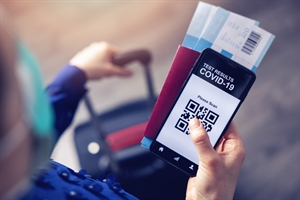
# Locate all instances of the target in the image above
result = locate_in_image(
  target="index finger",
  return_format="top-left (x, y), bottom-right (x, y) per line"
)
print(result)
top-left (215, 121), bottom-right (242, 152)
top-left (222, 121), bottom-right (242, 140)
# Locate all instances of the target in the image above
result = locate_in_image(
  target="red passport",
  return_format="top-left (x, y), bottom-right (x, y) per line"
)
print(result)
top-left (143, 45), bottom-right (200, 141)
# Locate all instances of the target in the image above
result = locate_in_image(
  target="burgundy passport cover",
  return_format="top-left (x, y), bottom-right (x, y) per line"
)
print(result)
top-left (144, 45), bottom-right (200, 140)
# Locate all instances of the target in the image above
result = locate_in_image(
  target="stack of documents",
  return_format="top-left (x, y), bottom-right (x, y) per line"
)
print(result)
top-left (141, 1), bottom-right (275, 149)
top-left (182, 2), bottom-right (275, 72)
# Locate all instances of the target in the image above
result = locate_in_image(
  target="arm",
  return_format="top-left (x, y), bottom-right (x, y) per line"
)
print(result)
top-left (46, 65), bottom-right (87, 136)
top-left (186, 118), bottom-right (246, 200)
top-left (47, 42), bottom-right (132, 137)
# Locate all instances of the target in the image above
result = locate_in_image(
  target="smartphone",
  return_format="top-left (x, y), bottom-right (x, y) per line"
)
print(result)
top-left (150, 48), bottom-right (256, 177)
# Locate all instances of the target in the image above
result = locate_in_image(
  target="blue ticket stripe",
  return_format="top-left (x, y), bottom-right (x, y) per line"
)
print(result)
top-left (183, 2), bottom-right (213, 48)
top-left (251, 66), bottom-right (258, 72)
top-left (220, 49), bottom-right (233, 59)
top-left (202, 8), bottom-right (229, 42)
top-left (141, 136), bottom-right (153, 149)
top-left (194, 8), bottom-right (229, 52)
top-left (254, 35), bottom-right (275, 70)
top-left (182, 34), bottom-right (200, 49)
top-left (194, 38), bottom-right (212, 52)
top-left (187, 2), bottom-right (212, 37)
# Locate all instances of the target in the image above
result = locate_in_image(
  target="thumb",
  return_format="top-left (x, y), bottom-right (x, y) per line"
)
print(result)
top-left (189, 118), bottom-right (216, 161)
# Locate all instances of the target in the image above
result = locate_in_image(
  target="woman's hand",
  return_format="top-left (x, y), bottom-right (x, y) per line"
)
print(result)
top-left (186, 118), bottom-right (246, 200)
top-left (69, 42), bottom-right (132, 80)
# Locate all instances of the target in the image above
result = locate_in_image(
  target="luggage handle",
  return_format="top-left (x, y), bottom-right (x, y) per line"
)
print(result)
top-left (112, 49), bottom-right (151, 66)
top-left (112, 49), bottom-right (155, 109)
top-left (83, 49), bottom-right (155, 175)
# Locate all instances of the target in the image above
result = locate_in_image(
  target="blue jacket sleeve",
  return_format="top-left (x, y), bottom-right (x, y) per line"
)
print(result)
top-left (20, 160), bottom-right (138, 200)
top-left (46, 64), bottom-right (87, 137)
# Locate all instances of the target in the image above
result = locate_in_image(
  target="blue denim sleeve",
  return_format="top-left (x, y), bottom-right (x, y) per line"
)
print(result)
top-left (46, 64), bottom-right (87, 137)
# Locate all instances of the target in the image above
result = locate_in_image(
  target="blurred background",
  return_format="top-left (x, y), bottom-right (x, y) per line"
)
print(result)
top-left (2, 1), bottom-right (299, 199)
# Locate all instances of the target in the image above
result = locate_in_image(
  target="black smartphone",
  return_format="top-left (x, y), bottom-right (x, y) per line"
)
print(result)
top-left (150, 48), bottom-right (256, 177)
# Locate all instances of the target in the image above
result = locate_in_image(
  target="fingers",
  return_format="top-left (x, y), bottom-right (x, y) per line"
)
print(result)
top-left (187, 120), bottom-right (245, 200)
top-left (107, 64), bottom-right (132, 77)
top-left (99, 41), bottom-right (120, 55)
top-left (218, 121), bottom-right (246, 163)
top-left (215, 122), bottom-right (240, 152)
top-left (222, 122), bottom-right (245, 152)
top-left (189, 118), bottom-right (216, 161)
top-left (90, 41), bottom-right (119, 55)
top-left (69, 41), bottom-right (134, 79)
top-left (222, 121), bottom-right (241, 140)
top-left (90, 42), bottom-right (132, 77)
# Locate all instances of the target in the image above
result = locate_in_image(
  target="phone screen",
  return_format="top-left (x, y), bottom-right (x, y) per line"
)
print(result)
top-left (150, 48), bottom-right (255, 176)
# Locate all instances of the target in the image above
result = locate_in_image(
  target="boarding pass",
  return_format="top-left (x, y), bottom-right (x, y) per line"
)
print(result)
top-left (183, 2), bottom-right (275, 71)
top-left (140, 2), bottom-right (275, 149)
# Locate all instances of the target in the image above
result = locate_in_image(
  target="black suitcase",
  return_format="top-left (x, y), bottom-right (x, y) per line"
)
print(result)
top-left (74, 50), bottom-right (188, 199)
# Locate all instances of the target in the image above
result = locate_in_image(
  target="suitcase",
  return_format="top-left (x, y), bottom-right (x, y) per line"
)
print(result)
top-left (74, 50), bottom-right (188, 199)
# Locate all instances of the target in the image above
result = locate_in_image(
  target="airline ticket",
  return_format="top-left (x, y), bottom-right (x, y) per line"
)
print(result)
top-left (141, 2), bottom-right (275, 149)
top-left (183, 2), bottom-right (275, 71)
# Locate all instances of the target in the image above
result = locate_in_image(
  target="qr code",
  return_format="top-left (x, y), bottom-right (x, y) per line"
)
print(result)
top-left (175, 99), bottom-right (219, 135)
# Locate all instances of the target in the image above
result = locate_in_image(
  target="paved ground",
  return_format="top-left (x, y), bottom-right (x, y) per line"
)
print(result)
top-left (2, 1), bottom-right (299, 199)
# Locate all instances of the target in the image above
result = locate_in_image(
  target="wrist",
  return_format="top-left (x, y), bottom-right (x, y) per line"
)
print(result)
top-left (186, 184), bottom-right (234, 200)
